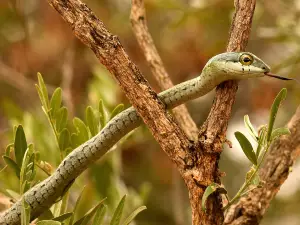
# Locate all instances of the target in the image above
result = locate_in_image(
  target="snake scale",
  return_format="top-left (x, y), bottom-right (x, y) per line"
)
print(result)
top-left (1, 52), bottom-right (289, 224)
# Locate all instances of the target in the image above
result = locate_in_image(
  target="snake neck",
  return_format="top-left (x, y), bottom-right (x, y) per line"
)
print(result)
top-left (159, 67), bottom-right (225, 109)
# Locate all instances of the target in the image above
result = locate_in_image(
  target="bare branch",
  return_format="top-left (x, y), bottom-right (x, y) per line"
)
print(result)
top-left (224, 106), bottom-right (300, 225)
top-left (185, 1), bottom-right (256, 224)
top-left (47, 0), bottom-right (191, 183)
top-left (130, 0), bottom-right (198, 140)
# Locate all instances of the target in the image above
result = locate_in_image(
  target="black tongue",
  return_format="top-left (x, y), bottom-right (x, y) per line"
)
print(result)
top-left (264, 72), bottom-right (294, 81)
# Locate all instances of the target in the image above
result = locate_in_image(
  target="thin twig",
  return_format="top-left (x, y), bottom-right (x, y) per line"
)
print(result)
top-left (130, 0), bottom-right (198, 140)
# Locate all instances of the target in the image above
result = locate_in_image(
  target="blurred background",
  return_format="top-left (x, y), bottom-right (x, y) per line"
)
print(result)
top-left (0, 0), bottom-right (300, 224)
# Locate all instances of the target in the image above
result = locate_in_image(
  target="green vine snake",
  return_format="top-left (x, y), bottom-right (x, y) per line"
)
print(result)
top-left (0, 52), bottom-right (292, 224)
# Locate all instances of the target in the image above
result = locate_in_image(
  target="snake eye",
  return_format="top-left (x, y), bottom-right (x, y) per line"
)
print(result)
top-left (239, 54), bottom-right (253, 66)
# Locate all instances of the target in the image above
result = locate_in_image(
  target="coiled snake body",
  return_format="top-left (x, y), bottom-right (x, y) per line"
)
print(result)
top-left (1, 52), bottom-right (283, 224)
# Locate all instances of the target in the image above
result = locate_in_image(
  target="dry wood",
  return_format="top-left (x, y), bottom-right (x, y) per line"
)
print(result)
top-left (130, 0), bottom-right (198, 140)
top-left (45, 1), bottom-right (256, 225)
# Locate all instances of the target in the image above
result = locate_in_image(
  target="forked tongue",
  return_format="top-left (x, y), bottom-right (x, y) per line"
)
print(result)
top-left (264, 72), bottom-right (294, 81)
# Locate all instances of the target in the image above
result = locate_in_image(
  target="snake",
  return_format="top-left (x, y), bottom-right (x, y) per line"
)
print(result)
top-left (0, 52), bottom-right (291, 225)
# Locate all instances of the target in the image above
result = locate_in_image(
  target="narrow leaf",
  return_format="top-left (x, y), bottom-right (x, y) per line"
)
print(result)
top-left (98, 99), bottom-right (106, 128)
top-left (110, 104), bottom-right (124, 120)
top-left (38, 209), bottom-right (54, 220)
top-left (110, 195), bottom-right (126, 225)
top-left (20, 144), bottom-right (35, 194)
top-left (68, 186), bottom-right (86, 225)
top-left (14, 125), bottom-right (27, 167)
top-left (271, 127), bottom-right (291, 141)
top-left (256, 126), bottom-right (267, 158)
top-left (71, 133), bottom-right (80, 148)
top-left (56, 107), bottom-right (68, 132)
top-left (3, 156), bottom-right (20, 178)
top-left (121, 206), bottom-right (147, 225)
top-left (37, 72), bottom-right (50, 109)
top-left (73, 117), bottom-right (89, 143)
top-left (21, 198), bottom-right (30, 225)
top-left (244, 115), bottom-right (258, 140)
top-left (74, 198), bottom-right (106, 225)
top-left (36, 221), bottom-right (61, 225)
top-left (52, 212), bottom-right (73, 222)
top-left (5, 143), bottom-right (14, 156)
top-left (202, 183), bottom-right (217, 212)
top-left (50, 88), bottom-right (62, 117)
top-left (235, 132), bottom-right (257, 165)
top-left (58, 129), bottom-right (71, 152)
top-left (6, 189), bottom-right (20, 200)
top-left (267, 88), bottom-right (287, 141)
top-left (92, 205), bottom-right (107, 225)
top-left (86, 106), bottom-right (98, 137)
top-left (36, 85), bottom-right (47, 110)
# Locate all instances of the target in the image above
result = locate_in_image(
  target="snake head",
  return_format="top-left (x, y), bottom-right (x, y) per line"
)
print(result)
top-left (204, 52), bottom-right (271, 81)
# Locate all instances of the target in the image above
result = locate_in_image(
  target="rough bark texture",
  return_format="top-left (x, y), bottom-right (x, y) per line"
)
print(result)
top-left (45, 1), bottom-right (257, 225)
top-left (185, 1), bottom-right (256, 224)
top-left (224, 106), bottom-right (300, 225)
top-left (47, 0), bottom-right (192, 172)
top-left (130, 0), bottom-right (198, 140)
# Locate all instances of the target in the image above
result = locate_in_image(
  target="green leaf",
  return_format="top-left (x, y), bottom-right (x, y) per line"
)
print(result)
top-left (251, 173), bottom-right (260, 186)
top-left (110, 195), bottom-right (126, 225)
top-left (58, 129), bottom-right (71, 152)
top-left (36, 85), bottom-right (47, 110)
top-left (14, 125), bottom-right (28, 168)
top-left (21, 198), bottom-right (30, 225)
top-left (50, 88), bottom-right (62, 117)
top-left (110, 104), bottom-right (124, 120)
top-left (267, 88), bottom-right (287, 142)
top-left (52, 212), bottom-right (73, 222)
top-left (71, 133), bottom-right (80, 148)
top-left (86, 106), bottom-right (98, 137)
top-left (244, 115), bottom-right (258, 141)
top-left (20, 144), bottom-right (35, 194)
top-left (6, 189), bottom-right (20, 200)
top-left (68, 186), bottom-right (86, 225)
top-left (74, 198), bottom-right (106, 225)
top-left (73, 117), bottom-right (89, 144)
top-left (36, 221), bottom-right (61, 225)
top-left (121, 206), bottom-right (147, 225)
top-left (98, 99), bottom-right (106, 128)
top-left (56, 107), bottom-right (68, 132)
top-left (92, 205), bottom-right (107, 225)
top-left (202, 183), bottom-right (217, 212)
top-left (36, 73), bottom-right (50, 109)
top-left (271, 127), bottom-right (291, 141)
top-left (256, 126), bottom-right (267, 158)
top-left (5, 143), bottom-right (14, 156)
top-left (38, 209), bottom-right (54, 220)
top-left (3, 156), bottom-right (20, 178)
top-left (235, 132), bottom-right (257, 165)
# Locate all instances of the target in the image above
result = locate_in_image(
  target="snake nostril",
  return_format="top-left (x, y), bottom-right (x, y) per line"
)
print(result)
top-left (262, 66), bottom-right (266, 70)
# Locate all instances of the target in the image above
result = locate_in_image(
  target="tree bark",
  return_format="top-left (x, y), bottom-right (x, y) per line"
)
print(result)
top-left (130, 0), bottom-right (198, 140)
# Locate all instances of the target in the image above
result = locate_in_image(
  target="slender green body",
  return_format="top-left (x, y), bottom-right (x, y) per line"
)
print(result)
top-left (0, 52), bottom-right (271, 224)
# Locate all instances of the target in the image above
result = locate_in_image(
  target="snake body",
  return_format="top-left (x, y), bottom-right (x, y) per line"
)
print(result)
top-left (0, 52), bottom-right (272, 224)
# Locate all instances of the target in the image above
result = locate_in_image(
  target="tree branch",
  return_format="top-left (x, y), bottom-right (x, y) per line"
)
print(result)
top-left (47, 0), bottom-right (192, 172)
top-left (224, 106), bottom-right (300, 225)
top-left (130, 0), bottom-right (198, 140)
top-left (182, 1), bottom-right (256, 224)
top-left (0, 1), bottom-right (257, 224)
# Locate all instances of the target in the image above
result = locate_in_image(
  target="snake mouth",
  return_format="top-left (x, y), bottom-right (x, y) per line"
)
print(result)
top-left (264, 72), bottom-right (293, 81)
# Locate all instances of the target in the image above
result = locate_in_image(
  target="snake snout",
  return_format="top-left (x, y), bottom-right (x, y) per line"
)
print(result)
top-left (261, 65), bottom-right (270, 73)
